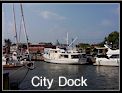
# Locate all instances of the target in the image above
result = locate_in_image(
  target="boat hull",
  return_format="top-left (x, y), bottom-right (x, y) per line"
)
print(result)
top-left (93, 58), bottom-right (119, 66)
top-left (44, 57), bottom-right (88, 64)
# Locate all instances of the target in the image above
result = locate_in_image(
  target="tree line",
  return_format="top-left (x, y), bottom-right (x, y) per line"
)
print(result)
top-left (76, 31), bottom-right (119, 49)
top-left (3, 31), bottom-right (119, 54)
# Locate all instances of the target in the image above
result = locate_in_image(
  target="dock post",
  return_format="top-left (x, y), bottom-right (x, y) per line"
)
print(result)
top-left (3, 72), bottom-right (10, 90)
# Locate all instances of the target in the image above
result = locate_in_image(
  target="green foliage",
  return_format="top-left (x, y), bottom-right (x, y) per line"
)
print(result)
top-left (4, 39), bottom-right (12, 46)
top-left (98, 31), bottom-right (119, 49)
top-left (76, 43), bottom-right (90, 49)
top-left (77, 31), bottom-right (119, 49)
top-left (107, 31), bottom-right (119, 45)
top-left (4, 39), bottom-right (12, 54)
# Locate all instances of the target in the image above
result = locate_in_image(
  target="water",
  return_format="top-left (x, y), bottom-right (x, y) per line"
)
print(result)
top-left (3, 61), bottom-right (119, 90)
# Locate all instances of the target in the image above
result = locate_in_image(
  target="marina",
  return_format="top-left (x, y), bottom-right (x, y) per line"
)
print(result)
top-left (2, 3), bottom-right (120, 91)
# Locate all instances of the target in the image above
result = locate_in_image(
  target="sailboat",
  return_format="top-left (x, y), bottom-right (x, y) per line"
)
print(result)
top-left (3, 4), bottom-right (34, 69)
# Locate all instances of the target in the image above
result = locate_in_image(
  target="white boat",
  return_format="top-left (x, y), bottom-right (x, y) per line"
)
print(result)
top-left (43, 32), bottom-right (89, 64)
top-left (2, 52), bottom-right (28, 66)
top-left (93, 44), bottom-right (120, 66)
top-left (104, 44), bottom-right (119, 57)
top-left (2, 56), bottom-right (7, 65)
top-left (43, 47), bottom-right (89, 64)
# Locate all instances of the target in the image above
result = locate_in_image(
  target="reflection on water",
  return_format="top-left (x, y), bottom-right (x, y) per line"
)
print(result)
top-left (94, 66), bottom-right (119, 89)
top-left (3, 61), bottom-right (119, 90)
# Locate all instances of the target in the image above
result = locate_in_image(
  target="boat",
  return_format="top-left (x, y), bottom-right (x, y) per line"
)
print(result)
top-left (104, 44), bottom-right (119, 57)
top-left (43, 47), bottom-right (89, 64)
top-left (2, 4), bottom-right (34, 69)
top-left (43, 33), bottom-right (89, 64)
top-left (93, 44), bottom-right (120, 66)
top-left (43, 48), bottom-right (86, 64)
top-left (2, 56), bottom-right (7, 65)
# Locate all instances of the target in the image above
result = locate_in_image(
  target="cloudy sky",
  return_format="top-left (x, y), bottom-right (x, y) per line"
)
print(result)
top-left (2, 3), bottom-right (119, 45)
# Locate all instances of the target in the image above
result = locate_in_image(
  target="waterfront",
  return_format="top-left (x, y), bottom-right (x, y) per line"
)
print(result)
top-left (3, 61), bottom-right (119, 90)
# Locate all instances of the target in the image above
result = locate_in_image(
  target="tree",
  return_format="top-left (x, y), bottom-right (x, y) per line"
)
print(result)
top-left (92, 31), bottom-right (119, 49)
top-left (4, 39), bottom-right (12, 54)
top-left (76, 43), bottom-right (90, 49)
top-left (106, 31), bottom-right (119, 49)
top-left (97, 31), bottom-right (119, 49)
top-left (107, 31), bottom-right (119, 44)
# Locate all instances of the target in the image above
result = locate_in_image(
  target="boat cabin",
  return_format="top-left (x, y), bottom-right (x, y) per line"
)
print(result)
top-left (93, 47), bottom-right (108, 56)
top-left (45, 48), bottom-right (80, 59)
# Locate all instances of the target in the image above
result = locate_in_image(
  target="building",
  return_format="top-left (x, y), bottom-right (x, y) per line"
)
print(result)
top-left (3, 42), bottom-right (56, 54)
top-left (29, 43), bottom-right (56, 53)
top-left (28, 43), bottom-right (56, 61)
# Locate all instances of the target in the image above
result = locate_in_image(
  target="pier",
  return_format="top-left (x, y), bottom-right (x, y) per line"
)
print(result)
top-left (3, 73), bottom-right (9, 90)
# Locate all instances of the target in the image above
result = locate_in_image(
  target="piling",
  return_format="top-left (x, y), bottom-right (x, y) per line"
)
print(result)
top-left (3, 72), bottom-right (10, 90)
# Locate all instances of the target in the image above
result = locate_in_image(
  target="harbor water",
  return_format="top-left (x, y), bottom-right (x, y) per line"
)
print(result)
top-left (3, 61), bottom-right (119, 90)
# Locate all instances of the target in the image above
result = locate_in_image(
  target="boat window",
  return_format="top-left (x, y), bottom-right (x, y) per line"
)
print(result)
top-left (109, 54), bottom-right (119, 58)
top-left (61, 52), bottom-right (65, 53)
top-left (64, 55), bottom-right (68, 58)
top-left (67, 52), bottom-right (71, 53)
top-left (99, 49), bottom-right (103, 53)
top-left (97, 55), bottom-right (107, 58)
top-left (13, 54), bottom-right (16, 56)
top-left (50, 50), bottom-right (54, 53)
top-left (55, 51), bottom-right (57, 53)
top-left (82, 54), bottom-right (87, 58)
top-left (71, 55), bottom-right (79, 59)
top-left (60, 55), bottom-right (68, 58)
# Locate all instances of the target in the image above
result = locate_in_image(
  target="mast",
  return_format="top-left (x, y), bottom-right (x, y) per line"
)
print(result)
top-left (13, 4), bottom-right (19, 53)
top-left (20, 3), bottom-right (31, 61)
top-left (66, 32), bottom-right (77, 49)
top-left (66, 32), bottom-right (68, 48)
top-left (19, 17), bottom-right (22, 43)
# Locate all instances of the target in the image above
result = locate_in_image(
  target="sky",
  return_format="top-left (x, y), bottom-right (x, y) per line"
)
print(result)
top-left (2, 3), bottom-right (120, 45)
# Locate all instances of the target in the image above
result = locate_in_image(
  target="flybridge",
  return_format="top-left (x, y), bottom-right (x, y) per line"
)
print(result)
top-left (104, 44), bottom-right (120, 57)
